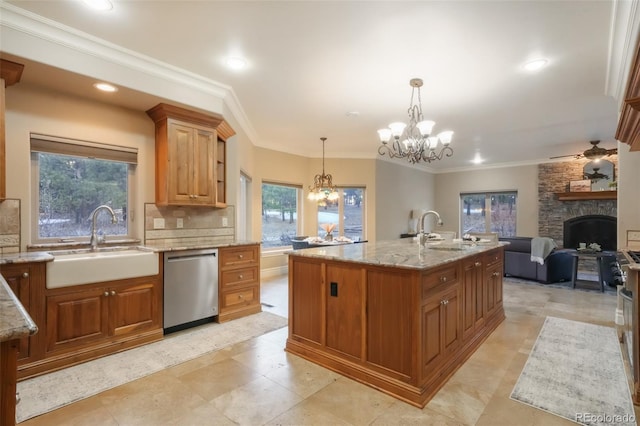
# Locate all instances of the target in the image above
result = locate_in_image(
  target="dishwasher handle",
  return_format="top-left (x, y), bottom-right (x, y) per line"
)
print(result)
top-left (166, 253), bottom-right (217, 263)
top-left (165, 248), bottom-right (218, 263)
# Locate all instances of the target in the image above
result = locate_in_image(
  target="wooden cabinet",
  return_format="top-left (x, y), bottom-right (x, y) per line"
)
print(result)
top-left (1, 262), bottom-right (45, 364)
top-left (218, 244), bottom-right (261, 322)
top-left (326, 263), bottom-right (363, 359)
top-left (0, 59), bottom-right (24, 200)
top-left (461, 255), bottom-right (484, 341)
top-left (422, 282), bottom-right (462, 382)
top-left (45, 276), bottom-right (161, 355)
top-left (146, 103), bottom-right (235, 207)
top-left (484, 249), bottom-right (503, 319)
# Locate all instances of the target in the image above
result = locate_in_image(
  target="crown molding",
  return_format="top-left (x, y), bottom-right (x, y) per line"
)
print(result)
top-left (0, 2), bottom-right (258, 144)
top-left (606, 0), bottom-right (640, 106)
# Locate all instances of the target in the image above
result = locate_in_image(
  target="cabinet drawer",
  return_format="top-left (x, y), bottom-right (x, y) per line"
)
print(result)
top-left (221, 267), bottom-right (258, 288)
top-left (220, 246), bottom-right (258, 268)
top-left (422, 264), bottom-right (459, 298)
top-left (222, 288), bottom-right (257, 308)
top-left (484, 250), bottom-right (503, 267)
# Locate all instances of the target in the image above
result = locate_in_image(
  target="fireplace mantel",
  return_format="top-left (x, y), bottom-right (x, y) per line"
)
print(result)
top-left (554, 191), bottom-right (617, 201)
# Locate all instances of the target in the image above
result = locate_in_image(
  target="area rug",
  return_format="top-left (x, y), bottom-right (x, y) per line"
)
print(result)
top-left (510, 316), bottom-right (636, 426)
top-left (16, 311), bottom-right (288, 423)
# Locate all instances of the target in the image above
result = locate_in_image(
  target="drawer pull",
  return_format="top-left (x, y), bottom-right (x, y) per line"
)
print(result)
top-left (111, 290), bottom-right (116, 296)
top-left (22, 272), bottom-right (29, 278)
top-left (492, 271), bottom-right (500, 277)
top-left (238, 274), bottom-right (244, 279)
top-left (474, 261), bottom-right (481, 267)
top-left (104, 291), bottom-right (109, 297)
top-left (440, 276), bottom-right (447, 283)
top-left (238, 294), bottom-right (244, 299)
top-left (238, 254), bottom-right (244, 259)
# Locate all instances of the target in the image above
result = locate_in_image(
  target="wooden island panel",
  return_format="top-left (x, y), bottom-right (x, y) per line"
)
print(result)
top-left (287, 245), bottom-right (505, 408)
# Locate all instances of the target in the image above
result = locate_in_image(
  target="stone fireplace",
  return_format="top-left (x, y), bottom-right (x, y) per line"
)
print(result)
top-left (563, 214), bottom-right (616, 251)
top-left (538, 159), bottom-right (618, 274)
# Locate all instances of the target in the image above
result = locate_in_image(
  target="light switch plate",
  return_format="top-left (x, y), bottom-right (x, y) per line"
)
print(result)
top-left (176, 218), bottom-right (184, 229)
top-left (153, 218), bottom-right (165, 229)
top-left (222, 217), bottom-right (228, 227)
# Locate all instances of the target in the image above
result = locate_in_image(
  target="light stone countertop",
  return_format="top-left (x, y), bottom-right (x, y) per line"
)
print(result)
top-left (0, 251), bottom-right (53, 265)
top-left (143, 239), bottom-right (260, 252)
top-left (288, 238), bottom-right (508, 270)
top-left (0, 274), bottom-right (37, 342)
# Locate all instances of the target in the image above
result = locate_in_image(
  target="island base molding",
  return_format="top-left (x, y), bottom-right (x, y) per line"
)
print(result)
top-left (286, 311), bottom-right (505, 408)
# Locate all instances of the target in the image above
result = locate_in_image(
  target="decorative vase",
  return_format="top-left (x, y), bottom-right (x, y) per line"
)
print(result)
top-left (324, 232), bottom-right (333, 241)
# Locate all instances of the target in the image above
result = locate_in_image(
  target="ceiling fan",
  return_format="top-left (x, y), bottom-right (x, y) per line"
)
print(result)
top-left (549, 140), bottom-right (617, 160)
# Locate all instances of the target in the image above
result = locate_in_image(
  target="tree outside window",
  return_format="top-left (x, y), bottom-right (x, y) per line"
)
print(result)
top-left (261, 182), bottom-right (300, 249)
top-left (461, 192), bottom-right (516, 237)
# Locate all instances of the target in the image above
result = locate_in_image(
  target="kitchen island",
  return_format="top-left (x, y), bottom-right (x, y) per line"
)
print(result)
top-left (286, 238), bottom-right (506, 407)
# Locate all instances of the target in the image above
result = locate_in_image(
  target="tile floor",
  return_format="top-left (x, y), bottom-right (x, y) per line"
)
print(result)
top-left (20, 274), bottom-right (638, 425)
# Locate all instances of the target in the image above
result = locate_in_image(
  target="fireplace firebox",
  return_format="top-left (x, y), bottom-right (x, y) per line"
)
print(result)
top-left (563, 214), bottom-right (617, 251)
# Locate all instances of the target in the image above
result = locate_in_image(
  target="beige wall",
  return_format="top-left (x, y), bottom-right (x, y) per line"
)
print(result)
top-left (617, 142), bottom-right (640, 247)
top-left (434, 165), bottom-right (539, 237)
top-left (375, 160), bottom-right (435, 240)
top-left (5, 84), bottom-right (156, 249)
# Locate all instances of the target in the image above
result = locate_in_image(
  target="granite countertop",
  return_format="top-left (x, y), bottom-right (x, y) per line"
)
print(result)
top-left (288, 238), bottom-right (507, 270)
top-left (143, 239), bottom-right (260, 252)
top-left (0, 251), bottom-right (54, 265)
top-left (0, 274), bottom-right (37, 343)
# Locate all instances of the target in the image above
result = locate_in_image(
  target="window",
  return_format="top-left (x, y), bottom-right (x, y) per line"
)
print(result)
top-left (31, 134), bottom-right (136, 243)
top-left (461, 192), bottom-right (516, 237)
top-left (317, 187), bottom-right (365, 241)
top-left (261, 182), bottom-right (301, 249)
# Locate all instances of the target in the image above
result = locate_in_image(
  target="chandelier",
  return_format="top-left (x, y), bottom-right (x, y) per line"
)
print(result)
top-left (377, 78), bottom-right (454, 164)
top-left (308, 137), bottom-right (339, 202)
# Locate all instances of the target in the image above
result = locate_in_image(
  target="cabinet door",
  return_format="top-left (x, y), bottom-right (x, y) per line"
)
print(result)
top-left (46, 287), bottom-right (110, 354)
top-left (367, 269), bottom-right (414, 378)
top-left (167, 121), bottom-right (195, 204)
top-left (422, 285), bottom-right (461, 380)
top-left (110, 280), bottom-right (160, 337)
top-left (289, 259), bottom-right (323, 344)
top-left (485, 263), bottom-right (503, 318)
top-left (443, 285), bottom-right (462, 356)
top-left (461, 257), bottom-right (480, 341)
top-left (2, 265), bottom-right (31, 360)
top-left (215, 138), bottom-right (226, 207)
top-left (326, 264), bottom-right (363, 359)
top-left (192, 127), bottom-right (216, 205)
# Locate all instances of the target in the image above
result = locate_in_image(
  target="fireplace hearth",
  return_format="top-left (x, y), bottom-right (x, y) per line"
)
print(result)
top-left (563, 215), bottom-right (617, 251)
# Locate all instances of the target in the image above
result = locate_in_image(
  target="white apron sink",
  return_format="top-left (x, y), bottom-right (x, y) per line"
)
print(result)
top-left (46, 247), bottom-right (159, 288)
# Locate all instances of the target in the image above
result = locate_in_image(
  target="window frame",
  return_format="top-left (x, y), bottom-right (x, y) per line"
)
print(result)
top-left (316, 186), bottom-right (366, 241)
top-left (459, 191), bottom-right (517, 237)
top-left (30, 134), bottom-right (137, 244)
top-left (260, 180), bottom-right (303, 251)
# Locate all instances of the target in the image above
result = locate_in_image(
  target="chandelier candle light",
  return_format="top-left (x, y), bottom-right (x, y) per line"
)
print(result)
top-left (377, 78), bottom-right (454, 164)
top-left (308, 137), bottom-right (339, 202)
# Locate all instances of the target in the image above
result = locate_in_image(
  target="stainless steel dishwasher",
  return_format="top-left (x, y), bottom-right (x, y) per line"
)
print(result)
top-left (163, 248), bottom-right (218, 333)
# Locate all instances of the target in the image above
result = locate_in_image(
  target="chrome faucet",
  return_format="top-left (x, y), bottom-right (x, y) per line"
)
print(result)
top-left (418, 210), bottom-right (444, 245)
top-left (89, 205), bottom-right (117, 251)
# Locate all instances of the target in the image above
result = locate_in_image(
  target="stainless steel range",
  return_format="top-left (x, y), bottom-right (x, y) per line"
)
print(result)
top-left (618, 249), bottom-right (640, 404)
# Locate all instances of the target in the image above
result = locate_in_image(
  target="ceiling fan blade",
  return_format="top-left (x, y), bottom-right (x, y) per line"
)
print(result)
top-left (549, 153), bottom-right (583, 160)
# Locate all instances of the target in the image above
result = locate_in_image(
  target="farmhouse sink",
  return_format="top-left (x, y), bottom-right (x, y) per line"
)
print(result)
top-left (46, 246), bottom-right (159, 288)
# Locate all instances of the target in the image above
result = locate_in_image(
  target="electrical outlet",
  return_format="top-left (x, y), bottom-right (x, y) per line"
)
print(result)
top-left (222, 217), bottom-right (228, 227)
top-left (628, 230), bottom-right (640, 243)
top-left (153, 218), bottom-right (165, 229)
top-left (176, 218), bottom-right (184, 229)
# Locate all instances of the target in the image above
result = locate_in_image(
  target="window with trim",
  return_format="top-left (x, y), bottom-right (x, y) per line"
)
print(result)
top-left (316, 187), bottom-right (365, 241)
top-left (261, 182), bottom-right (301, 249)
top-left (460, 192), bottom-right (517, 237)
top-left (30, 134), bottom-right (136, 243)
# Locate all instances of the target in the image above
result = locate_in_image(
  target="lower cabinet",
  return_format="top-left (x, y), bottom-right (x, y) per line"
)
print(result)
top-left (2, 262), bottom-right (45, 364)
top-left (422, 283), bottom-right (462, 381)
top-left (218, 244), bottom-right (261, 322)
top-left (46, 278), bottom-right (160, 355)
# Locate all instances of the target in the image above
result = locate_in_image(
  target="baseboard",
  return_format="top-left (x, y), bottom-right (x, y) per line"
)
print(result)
top-left (261, 265), bottom-right (287, 279)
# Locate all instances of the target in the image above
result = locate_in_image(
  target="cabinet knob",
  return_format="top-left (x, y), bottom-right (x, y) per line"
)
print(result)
top-left (111, 290), bottom-right (116, 296)
top-left (238, 274), bottom-right (244, 280)
top-left (440, 300), bottom-right (445, 305)
top-left (239, 294), bottom-right (244, 299)
top-left (474, 261), bottom-right (481, 267)
top-left (492, 271), bottom-right (500, 277)
top-left (104, 291), bottom-right (109, 297)
top-left (238, 254), bottom-right (244, 259)
top-left (22, 272), bottom-right (29, 278)
top-left (440, 276), bottom-right (447, 283)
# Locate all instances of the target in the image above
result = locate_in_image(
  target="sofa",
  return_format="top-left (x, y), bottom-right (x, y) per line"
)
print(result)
top-left (499, 236), bottom-right (574, 284)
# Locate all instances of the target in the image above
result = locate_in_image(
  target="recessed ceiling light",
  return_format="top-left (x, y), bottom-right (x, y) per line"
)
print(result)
top-left (82, 0), bottom-right (113, 11)
top-left (93, 82), bottom-right (118, 92)
top-left (225, 57), bottom-right (247, 71)
top-left (523, 58), bottom-right (549, 72)
top-left (346, 111), bottom-right (360, 117)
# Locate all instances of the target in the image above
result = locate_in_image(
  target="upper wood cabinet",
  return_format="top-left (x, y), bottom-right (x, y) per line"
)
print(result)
top-left (617, 39), bottom-right (640, 150)
top-left (146, 103), bottom-right (235, 207)
top-left (0, 59), bottom-right (24, 200)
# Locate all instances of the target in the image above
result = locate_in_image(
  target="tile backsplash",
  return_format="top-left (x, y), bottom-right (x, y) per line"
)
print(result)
top-left (0, 199), bottom-right (20, 254)
top-left (144, 203), bottom-right (235, 248)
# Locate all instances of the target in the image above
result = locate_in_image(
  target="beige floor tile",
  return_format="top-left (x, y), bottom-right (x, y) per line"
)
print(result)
top-left (160, 400), bottom-right (237, 426)
top-left (265, 399), bottom-right (354, 425)
top-left (19, 397), bottom-right (115, 426)
top-left (264, 352), bottom-right (341, 398)
top-left (177, 357), bottom-right (261, 401)
top-left (371, 401), bottom-right (465, 426)
top-left (211, 376), bottom-right (304, 425)
top-left (303, 376), bottom-right (397, 425)
top-left (426, 380), bottom-right (492, 425)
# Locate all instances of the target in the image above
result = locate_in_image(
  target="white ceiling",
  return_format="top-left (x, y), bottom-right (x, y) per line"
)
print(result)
top-left (0, 0), bottom-right (631, 171)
